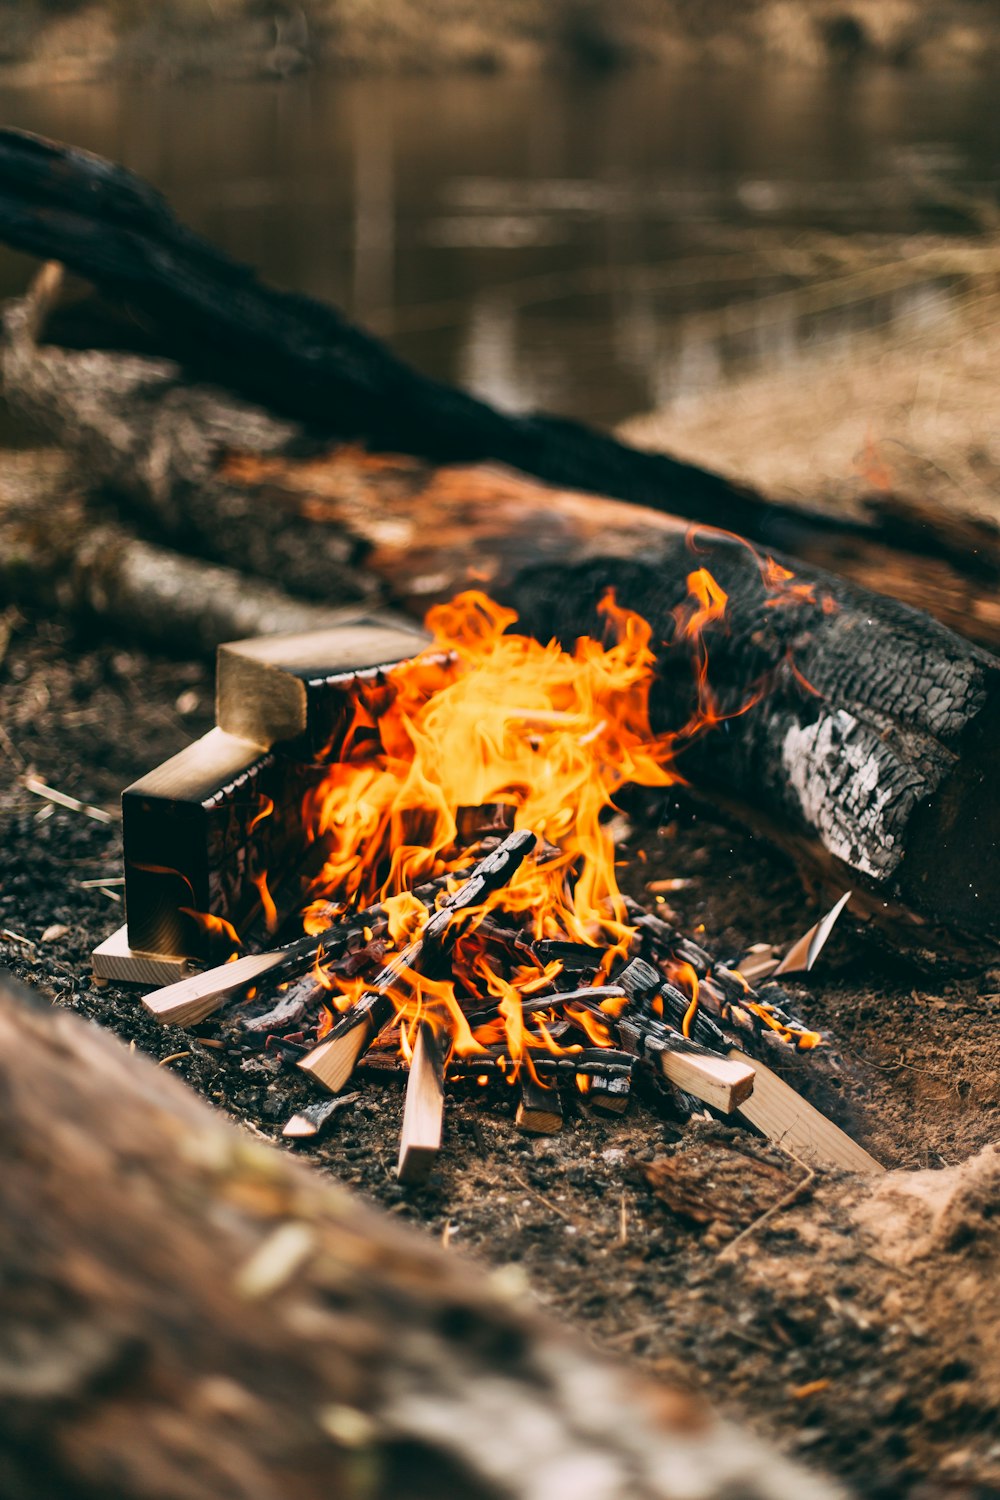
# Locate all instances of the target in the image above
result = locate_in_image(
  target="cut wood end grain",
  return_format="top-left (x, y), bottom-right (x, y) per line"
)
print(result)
top-left (297, 1021), bottom-right (373, 1095)
top-left (657, 1046), bottom-right (756, 1114)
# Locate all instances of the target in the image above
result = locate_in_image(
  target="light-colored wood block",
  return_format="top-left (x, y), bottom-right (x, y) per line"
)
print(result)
top-left (731, 1049), bottom-right (885, 1173)
top-left (655, 1043), bottom-right (756, 1114)
top-left (397, 1022), bottom-right (445, 1184)
top-left (215, 619), bottom-right (429, 751)
top-left (92, 925), bottom-right (196, 988)
top-left (515, 1073), bottom-right (563, 1133)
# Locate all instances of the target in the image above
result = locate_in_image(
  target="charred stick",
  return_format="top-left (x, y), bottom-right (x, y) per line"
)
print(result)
top-left (515, 1073), bottom-right (564, 1135)
top-left (299, 830), bottom-right (537, 1094)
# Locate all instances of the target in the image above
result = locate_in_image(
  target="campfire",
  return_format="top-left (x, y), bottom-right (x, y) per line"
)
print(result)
top-left (101, 578), bottom-right (877, 1182)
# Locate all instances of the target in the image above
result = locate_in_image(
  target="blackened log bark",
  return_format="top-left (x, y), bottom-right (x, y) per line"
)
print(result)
top-left (0, 969), bottom-right (842, 1500)
top-left (2, 292), bottom-right (997, 950)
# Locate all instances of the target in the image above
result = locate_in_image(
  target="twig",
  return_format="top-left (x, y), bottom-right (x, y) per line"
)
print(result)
top-left (21, 775), bottom-right (116, 824)
top-left (158, 1051), bottom-right (191, 1067)
top-left (77, 876), bottom-right (126, 889)
top-left (618, 1190), bottom-right (628, 1248)
top-left (718, 1151), bottom-right (817, 1261)
top-left (509, 1170), bottom-right (577, 1228)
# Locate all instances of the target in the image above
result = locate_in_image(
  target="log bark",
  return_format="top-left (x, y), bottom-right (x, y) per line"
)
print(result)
top-left (0, 448), bottom-right (365, 655)
top-left (0, 967), bottom-right (842, 1500)
top-left (2, 125), bottom-right (998, 652)
top-left (3, 297), bottom-right (997, 951)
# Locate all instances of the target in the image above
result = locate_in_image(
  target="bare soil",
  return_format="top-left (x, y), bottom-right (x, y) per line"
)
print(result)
top-left (2, 604), bottom-right (999, 1497)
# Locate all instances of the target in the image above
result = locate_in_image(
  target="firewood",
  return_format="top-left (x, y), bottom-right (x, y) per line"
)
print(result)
top-left (515, 1073), bottom-right (564, 1134)
top-left (298, 830), bottom-right (538, 1094)
top-left (122, 727), bottom-right (309, 959)
top-left (397, 1021), bottom-right (446, 1183)
top-left (587, 1071), bottom-right (633, 1114)
top-left (0, 968), bottom-right (844, 1500)
top-left (730, 1050), bottom-right (885, 1174)
top-left (654, 1041), bottom-right (756, 1115)
top-left (282, 1091), bottom-right (360, 1140)
top-left (215, 620), bottom-right (428, 752)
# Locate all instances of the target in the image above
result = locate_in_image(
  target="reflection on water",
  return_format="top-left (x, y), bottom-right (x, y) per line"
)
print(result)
top-left (0, 66), bottom-right (996, 426)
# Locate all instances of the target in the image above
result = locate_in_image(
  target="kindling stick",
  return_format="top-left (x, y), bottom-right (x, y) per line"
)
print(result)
top-left (298, 830), bottom-right (537, 1095)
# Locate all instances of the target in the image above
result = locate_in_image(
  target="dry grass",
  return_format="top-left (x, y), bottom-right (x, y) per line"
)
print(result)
top-left (620, 241), bottom-right (1000, 527)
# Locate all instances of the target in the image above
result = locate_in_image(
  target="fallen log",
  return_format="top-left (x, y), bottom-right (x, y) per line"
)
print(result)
top-left (0, 447), bottom-right (361, 654)
top-left (0, 967), bottom-right (843, 1500)
top-left (4, 300), bottom-right (997, 951)
top-left (1, 129), bottom-right (998, 649)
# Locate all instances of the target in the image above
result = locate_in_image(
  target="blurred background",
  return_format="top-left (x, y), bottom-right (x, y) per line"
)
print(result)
top-left (1, 2), bottom-right (998, 506)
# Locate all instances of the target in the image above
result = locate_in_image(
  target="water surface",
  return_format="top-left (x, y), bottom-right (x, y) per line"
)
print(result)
top-left (0, 65), bottom-right (996, 427)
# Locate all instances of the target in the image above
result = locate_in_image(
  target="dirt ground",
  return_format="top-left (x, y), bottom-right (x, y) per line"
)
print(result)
top-left (2, 603), bottom-right (999, 1498)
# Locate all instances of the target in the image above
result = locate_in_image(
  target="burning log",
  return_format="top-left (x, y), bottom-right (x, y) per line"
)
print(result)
top-left (0, 968), bottom-right (845, 1500)
top-left (397, 1021), bottom-right (446, 1184)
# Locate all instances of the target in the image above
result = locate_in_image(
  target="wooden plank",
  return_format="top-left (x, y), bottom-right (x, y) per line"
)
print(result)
top-left (515, 1073), bottom-right (563, 1134)
top-left (654, 1042), bottom-right (756, 1114)
top-left (143, 947), bottom-right (297, 1027)
top-left (215, 620), bottom-right (429, 752)
top-left (731, 1049), bottom-right (885, 1173)
top-left (91, 925), bottom-right (195, 988)
top-left (397, 1022), bottom-right (445, 1184)
top-left (121, 727), bottom-right (310, 959)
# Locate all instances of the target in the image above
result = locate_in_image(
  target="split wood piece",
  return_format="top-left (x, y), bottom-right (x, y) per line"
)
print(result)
top-left (282, 1091), bottom-right (360, 1140)
top-left (731, 1049), bottom-right (885, 1174)
top-left (773, 891), bottom-right (853, 976)
top-left (735, 943), bottom-right (781, 985)
top-left (653, 1041), bottom-right (756, 1115)
top-left (587, 1071), bottom-right (632, 1115)
top-left (299, 830), bottom-right (537, 1095)
top-left (0, 970), bottom-right (845, 1500)
top-left (515, 1073), bottom-right (564, 1134)
top-left (215, 620), bottom-right (430, 753)
top-left (121, 727), bottom-right (314, 960)
top-left (92, 924), bottom-right (196, 988)
top-left (397, 1022), bottom-right (446, 1184)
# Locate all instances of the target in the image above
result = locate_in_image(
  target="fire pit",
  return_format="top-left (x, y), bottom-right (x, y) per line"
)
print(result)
top-left (98, 587), bottom-right (879, 1181)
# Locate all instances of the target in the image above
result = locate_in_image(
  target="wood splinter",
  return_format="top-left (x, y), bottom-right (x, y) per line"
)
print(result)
top-left (516, 1073), bottom-right (564, 1134)
top-left (397, 1022), bottom-right (445, 1184)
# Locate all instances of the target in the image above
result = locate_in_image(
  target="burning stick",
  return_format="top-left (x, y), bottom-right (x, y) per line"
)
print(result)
top-left (515, 1074), bottom-right (564, 1134)
top-left (397, 1021), bottom-right (446, 1183)
top-left (299, 830), bottom-right (537, 1094)
top-left (587, 1071), bottom-right (632, 1115)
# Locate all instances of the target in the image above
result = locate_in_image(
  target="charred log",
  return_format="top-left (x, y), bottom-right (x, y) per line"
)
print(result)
top-left (0, 967), bottom-right (841, 1500)
top-left (5, 125), bottom-right (1000, 654)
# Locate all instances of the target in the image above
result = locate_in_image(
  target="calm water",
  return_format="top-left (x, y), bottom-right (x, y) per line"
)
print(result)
top-left (0, 66), bottom-right (997, 427)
